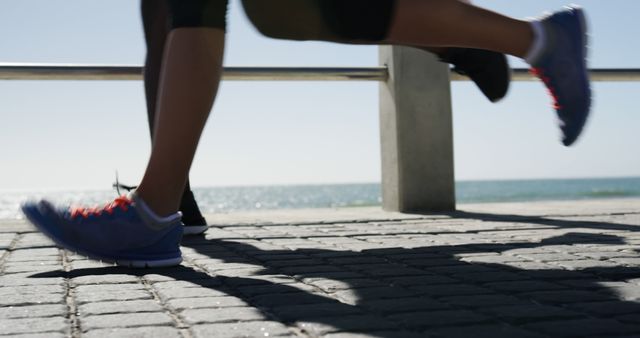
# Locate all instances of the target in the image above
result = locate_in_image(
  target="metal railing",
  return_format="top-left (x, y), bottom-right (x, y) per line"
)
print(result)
top-left (1, 63), bottom-right (640, 82)
top-left (2, 57), bottom-right (638, 212)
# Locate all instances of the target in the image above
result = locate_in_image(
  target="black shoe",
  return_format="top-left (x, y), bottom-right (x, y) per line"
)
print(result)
top-left (179, 189), bottom-right (208, 235)
top-left (438, 47), bottom-right (511, 103)
top-left (113, 179), bottom-right (208, 236)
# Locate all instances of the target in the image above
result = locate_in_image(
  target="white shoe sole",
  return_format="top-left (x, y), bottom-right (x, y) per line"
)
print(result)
top-left (183, 224), bottom-right (208, 235)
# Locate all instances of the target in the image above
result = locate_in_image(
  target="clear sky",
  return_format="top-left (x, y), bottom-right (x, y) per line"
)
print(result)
top-left (0, 0), bottom-right (639, 191)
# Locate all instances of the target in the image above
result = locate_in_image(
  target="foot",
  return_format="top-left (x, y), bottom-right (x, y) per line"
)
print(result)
top-left (179, 190), bottom-right (209, 236)
top-left (438, 48), bottom-right (510, 102)
top-left (114, 180), bottom-right (208, 236)
top-left (21, 194), bottom-right (183, 268)
top-left (530, 6), bottom-right (591, 146)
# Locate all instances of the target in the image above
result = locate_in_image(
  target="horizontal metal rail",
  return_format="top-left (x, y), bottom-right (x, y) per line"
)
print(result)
top-left (1, 63), bottom-right (639, 82)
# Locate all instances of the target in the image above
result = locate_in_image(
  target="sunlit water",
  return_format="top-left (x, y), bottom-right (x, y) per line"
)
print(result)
top-left (2, 177), bottom-right (639, 220)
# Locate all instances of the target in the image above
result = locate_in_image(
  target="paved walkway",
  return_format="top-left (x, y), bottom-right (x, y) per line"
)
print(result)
top-left (1, 198), bottom-right (640, 338)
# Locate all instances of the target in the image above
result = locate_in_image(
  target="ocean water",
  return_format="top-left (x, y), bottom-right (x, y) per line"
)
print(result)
top-left (1, 177), bottom-right (639, 220)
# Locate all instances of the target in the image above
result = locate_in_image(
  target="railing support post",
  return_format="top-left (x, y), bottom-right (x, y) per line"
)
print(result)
top-left (379, 46), bottom-right (456, 212)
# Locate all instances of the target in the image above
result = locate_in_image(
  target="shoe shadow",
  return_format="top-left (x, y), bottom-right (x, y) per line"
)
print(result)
top-left (31, 215), bottom-right (640, 337)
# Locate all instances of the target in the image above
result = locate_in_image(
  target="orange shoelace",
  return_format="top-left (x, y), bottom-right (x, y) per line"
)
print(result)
top-left (70, 196), bottom-right (132, 220)
top-left (531, 67), bottom-right (562, 110)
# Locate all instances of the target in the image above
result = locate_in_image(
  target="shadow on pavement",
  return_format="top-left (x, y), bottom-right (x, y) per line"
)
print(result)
top-left (31, 215), bottom-right (640, 337)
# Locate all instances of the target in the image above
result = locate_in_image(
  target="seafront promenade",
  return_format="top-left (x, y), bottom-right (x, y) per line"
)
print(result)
top-left (1, 198), bottom-right (639, 337)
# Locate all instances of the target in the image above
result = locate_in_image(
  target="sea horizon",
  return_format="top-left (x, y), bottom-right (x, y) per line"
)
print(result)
top-left (1, 176), bottom-right (639, 220)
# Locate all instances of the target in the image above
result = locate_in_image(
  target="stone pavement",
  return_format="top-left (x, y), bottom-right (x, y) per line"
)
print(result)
top-left (1, 198), bottom-right (640, 338)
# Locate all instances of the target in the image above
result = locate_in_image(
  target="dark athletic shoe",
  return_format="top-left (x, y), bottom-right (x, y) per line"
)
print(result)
top-left (21, 194), bottom-right (183, 268)
top-left (530, 6), bottom-right (591, 146)
top-left (113, 181), bottom-right (208, 236)
top-left (438, 47), bottom-right (511, 103)
top-left (179, 190), bottom-right (208, 236)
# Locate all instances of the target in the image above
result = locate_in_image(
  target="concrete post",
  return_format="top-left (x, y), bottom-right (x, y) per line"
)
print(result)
top-left (379, 46), bottom-right (455, 212)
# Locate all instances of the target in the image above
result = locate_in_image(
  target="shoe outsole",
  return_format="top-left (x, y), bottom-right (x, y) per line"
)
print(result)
top-left (21, 204), bottom-right (183, 268)
top-left (183, 225), bottom-right (208, 235)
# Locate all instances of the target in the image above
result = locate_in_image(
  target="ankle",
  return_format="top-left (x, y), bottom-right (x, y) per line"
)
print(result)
top-left (134, 188), bottom-right (179, 218)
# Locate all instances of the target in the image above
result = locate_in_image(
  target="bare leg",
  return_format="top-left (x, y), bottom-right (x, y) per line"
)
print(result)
top-left (136, 28), bottom-right (225, 216)
top-left (386, 0), bottom-right (533, 58)
top-left (141, 1), bottom-right (207, 226)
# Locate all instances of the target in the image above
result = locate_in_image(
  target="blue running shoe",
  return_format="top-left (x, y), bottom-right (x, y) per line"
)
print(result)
top-left (530, 5), bottom-right (591, 146)
top-left (21, 194), bottom-right (183, 268)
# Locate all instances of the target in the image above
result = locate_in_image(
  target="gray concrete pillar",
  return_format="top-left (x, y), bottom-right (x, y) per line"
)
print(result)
top-left (379, 46), bottom-right (455, 212)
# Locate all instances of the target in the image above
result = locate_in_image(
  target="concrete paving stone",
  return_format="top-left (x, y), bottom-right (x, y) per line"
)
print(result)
top-left (279, 265), bottom-right (344, 275)
top-left (0, 274), bottom-right (63, 286)
top-left (517, 268), bottom-right (592, 280)
top-left (81, 312), bottom-right (174, 330)
top-left (191, 320), bottom-right (294, 338)
top-left (387, 252), bottom-right (448, 260)
top-left (78, 299), bottom-right (164, 316)
top-left (253, 253), bottom-right (310, 261)
top-left (155, 287), bottom-right (230, 300)
top-left (616, 313), bottom-right (640, 324)
top-left (152, 279), bottom-right (222, 289)
top-left (588, 266), bottom-right (640, 279)
top-left (71, 274), bottom-right (140, 285)
top-left (568, 301), bottom-right (640, 317)
top-left (310, 279), bottom-right (388, 292)
top-left (439, 294), bottom-right (524, 308)
top-left (263, 259), bottom-right (325, 267)
top-left (2, 264), bottom-right (62, 274)
top-left (83, 326), bottom-right (181, 338)
top-left (327, 256), bottom-right (391, 265)
top-left (296, 315), bottom-right (399, 336)
top-left (359, 297), bottom-right (449, 314)
top-left (426, 264), bottom-right (502, 276)
top-left (358, 266), bottom-right (428, 278)
top-left (551, 259), bottom-right (620, 270)
top-left (212, 267), bottom-right (272, 277)
top-left (523, 318), bottom-right (640, 337)
top-left (9, 248), bottom-right (60, 258)
top-left (333, 287), bottom-right (417, 305)
top-left (5, 255), bottom-right (61, 263)
top-left (574, 251), bottom-right (639, 260)
top-left (410, 284), bottom-right (495, 297)
top-left (452, 271), bottom-right (528, 283)
top-left (75, 283), bottom-right (144, 293)
top-left (0, 284), bottom-right (65, 296)
top-left (0, 316), bottom-right (67, 335)
top-left (180, 306), bottom-right (266, 325)
top-left (0, 304), bottom-right (66, 319)
top-left (251, 292), bottom-right (334, 307)
top-left (271, 302), bottom-right (364, 321)
top-left (481, 304), bottom-right (584, 324)
top-left (224, 274), bottom-right (297, 286)
top-left (611, 257), bottom-right (640, 266)
top-left (427, 324), bottom-right (546, 338)
top-left (387, 310), bottom-right (491, 329)
top-left (483, 280), bottom-right (566, 293)
top-left (236, 282), bottom-right (317, 297)
top-left (6, 333), bottom-right (66, 338)
top-left (167, 296), bottom-right (249, 310)
top-left (555, 279), bottom-right (613, 291)
top-left (517, 252), bottom-right (585, 262)
top-left (324, 331), bottom-right (424, 338)
top-left (520, 290), bottom-right (614, 304)
top-left (203, 263), bottom-right (263, 272)
top-left (76, 290), bottom-right (153, 306)
top-left (301, 271), bottom-right (367, 282)
top-left (143, 269), bottom-right (216, 283)
top-left (596, 281), bottom-right (640, 300)
top-left (383, 275), bottom-right (457, 286)
top-left (0, 292), bottom-right (65, 306)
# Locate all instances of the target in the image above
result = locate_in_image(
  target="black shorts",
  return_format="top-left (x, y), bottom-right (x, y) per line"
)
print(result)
top-left (243, 0), bottom-right (396, 42)
top-left (166, 0), bottom-right (396, 42)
